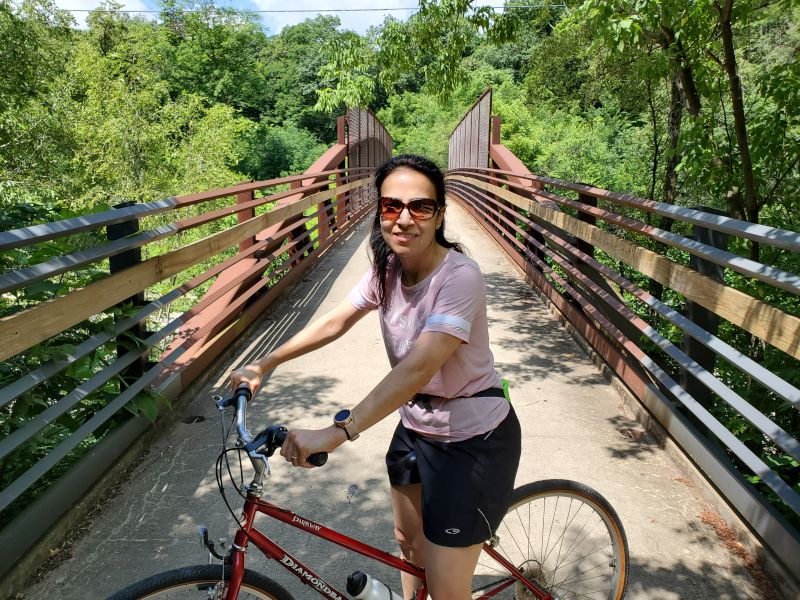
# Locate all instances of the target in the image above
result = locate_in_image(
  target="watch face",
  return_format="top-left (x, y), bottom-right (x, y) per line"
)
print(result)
top-left (334, 409), bottom-right (351, 423)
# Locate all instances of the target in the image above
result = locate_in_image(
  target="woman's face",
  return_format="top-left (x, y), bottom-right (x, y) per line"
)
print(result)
top-left (378, 167), bottom-right (444, 261)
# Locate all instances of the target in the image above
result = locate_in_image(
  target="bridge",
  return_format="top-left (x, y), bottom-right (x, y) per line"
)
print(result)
top-left (1, 90), bottom-right (798, 598)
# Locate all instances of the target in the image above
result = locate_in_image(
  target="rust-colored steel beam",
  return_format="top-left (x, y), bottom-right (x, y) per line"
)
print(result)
top-left (237, 190), bottom-right (256, 253)
top-left (174, 167), bottom-right (370, 208)
top-left (168, 196), bottom-right (375, 391)
top-left (165, 142), bottom-right (355, 368)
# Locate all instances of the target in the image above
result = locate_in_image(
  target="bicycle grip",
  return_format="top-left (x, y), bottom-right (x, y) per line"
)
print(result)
top-left (215, 381), bottom-right (252, 410)
top-left (235, 381), bottom-right (253, 402)
top-left (274, 429), bottom-right (328, 467)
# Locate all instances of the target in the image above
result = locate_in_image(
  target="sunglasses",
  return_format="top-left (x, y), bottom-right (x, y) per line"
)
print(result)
top-left (379, 197), bottom-right (439, 221)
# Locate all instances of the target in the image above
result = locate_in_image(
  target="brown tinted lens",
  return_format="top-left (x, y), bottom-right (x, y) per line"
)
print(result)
top-left (407, 200), bottom-right (437, 220)
top-left (380, 198), bottom-right (404, 218)
top-left (379, 198), bottom-right (437, 220)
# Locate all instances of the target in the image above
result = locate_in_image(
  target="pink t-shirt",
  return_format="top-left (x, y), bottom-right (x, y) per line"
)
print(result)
top-left (348, 250), bottom-right (509, 441)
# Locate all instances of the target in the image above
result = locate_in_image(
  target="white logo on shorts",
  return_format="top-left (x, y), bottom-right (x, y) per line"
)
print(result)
top-left (445, 528), bottom-right (461, 535)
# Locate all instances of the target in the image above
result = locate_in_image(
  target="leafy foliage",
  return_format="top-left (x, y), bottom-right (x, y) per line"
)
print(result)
top-left (2, 0), bottom-right (799, 537)
top-left (0, 1), bottom-right (343, 526)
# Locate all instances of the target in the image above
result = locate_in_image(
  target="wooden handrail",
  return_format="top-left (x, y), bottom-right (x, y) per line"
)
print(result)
top-left (451, 175), bottom-right (800, 359)
top-left (0, 179), bottom-right (366, 363)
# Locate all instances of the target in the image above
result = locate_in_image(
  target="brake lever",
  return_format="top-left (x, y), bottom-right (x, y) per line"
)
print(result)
top-left (244, 426), bottom-right (327, 466)
top-left (215, 394), bottom-right (234, 410)
top-left (243, 425), bottom-right (285, 456)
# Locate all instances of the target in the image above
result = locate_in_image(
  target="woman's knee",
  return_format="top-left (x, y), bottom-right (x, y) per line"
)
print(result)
top-left (390, 484), bottom-right (424, 559)
top-left (394, 523), bottom-right (424, 559)
top-left (424, 541), bottom-right (482, 600)
top-left (426, 575), bottom-right (472, 600)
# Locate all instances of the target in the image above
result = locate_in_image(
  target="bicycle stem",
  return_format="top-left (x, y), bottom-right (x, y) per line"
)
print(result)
top-left (235, 394), bottom-right (253, 445)
top-left (230, 393), bottom-right (270, 491)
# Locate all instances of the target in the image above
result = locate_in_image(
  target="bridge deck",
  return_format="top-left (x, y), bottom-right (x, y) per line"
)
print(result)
top-left (25, 203), bottom-right (762, 599)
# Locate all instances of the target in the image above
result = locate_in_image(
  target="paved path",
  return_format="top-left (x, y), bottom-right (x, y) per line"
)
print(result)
top-left (22, 202), bottom-right (764, 599)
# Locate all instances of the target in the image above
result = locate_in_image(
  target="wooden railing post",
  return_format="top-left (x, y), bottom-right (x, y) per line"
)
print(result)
top-left (236, 189), bottom-right (255, 252)
top-left (107, 201), bottom-right (146, 386)
top-left (287, 180), bottom-right (308, 265)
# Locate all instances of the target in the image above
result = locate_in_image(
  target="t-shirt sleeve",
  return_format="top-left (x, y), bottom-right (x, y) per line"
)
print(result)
top-left (421, 264), bottom-right (485, 343)
top-left (348, 268), bottom-right (381, 311)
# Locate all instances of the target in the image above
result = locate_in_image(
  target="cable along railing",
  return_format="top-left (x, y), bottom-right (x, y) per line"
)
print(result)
top-left (0, 164), bottom-right (377, 576)
top-left (446, 167), bottom-right (800, 575)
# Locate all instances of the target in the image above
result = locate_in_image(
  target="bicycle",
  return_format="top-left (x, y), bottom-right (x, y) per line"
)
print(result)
top-left (107, 384), bottom-right (629, 600)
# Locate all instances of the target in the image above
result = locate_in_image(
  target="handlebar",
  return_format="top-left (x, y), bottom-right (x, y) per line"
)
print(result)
top-left (218, 383), bottom-right (328, 467)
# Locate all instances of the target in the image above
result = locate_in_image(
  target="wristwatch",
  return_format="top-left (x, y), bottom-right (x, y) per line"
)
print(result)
top-left (333, 409), bottom-right (359, 441)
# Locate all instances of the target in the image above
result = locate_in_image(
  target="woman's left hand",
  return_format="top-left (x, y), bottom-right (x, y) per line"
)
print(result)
top-left (280, 425), bottom-right (347, 468)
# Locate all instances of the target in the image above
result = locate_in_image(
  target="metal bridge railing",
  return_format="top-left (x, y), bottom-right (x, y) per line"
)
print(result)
top-left (445, 165), bottom-right (800, 577)
top-left (0, 110), bottom-right (390, 583)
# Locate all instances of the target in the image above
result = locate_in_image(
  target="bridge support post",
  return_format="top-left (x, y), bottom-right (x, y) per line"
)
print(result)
top-left (680, 206), bottom-right (729, 428)
top-left (236, 189), bottom-right (255, 252)
top-left (107, 201), bottom-right (147, 386)
top-left (335, 116), bottom-right (347, 229)
top-left (317, 192), bottom-right (330, 244)
top-left (576, 193), bottom-right (597, 260)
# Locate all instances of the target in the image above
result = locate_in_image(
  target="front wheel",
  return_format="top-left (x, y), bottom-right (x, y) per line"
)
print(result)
top-left (472, 480), bottom-right (629, 600)
top-left (106, 564), bottom-right (296, 600)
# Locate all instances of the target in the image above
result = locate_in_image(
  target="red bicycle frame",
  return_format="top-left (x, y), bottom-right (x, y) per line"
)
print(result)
top-left (222, 490), bottom-right (552, 600)
top-left (213, 393), bottom-right (551, 600)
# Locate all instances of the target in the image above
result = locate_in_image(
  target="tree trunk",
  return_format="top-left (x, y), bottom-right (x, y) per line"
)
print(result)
top-left (651, 72), bottom-right (683, 302)
top-left (718, 0), bottom-right (760, 261)
top-left (663, 72), bottom-right (683, 209)
top-left (659, 26), bottom-right (702, 116)
top-left (647, 79), bottom-right (660, 204)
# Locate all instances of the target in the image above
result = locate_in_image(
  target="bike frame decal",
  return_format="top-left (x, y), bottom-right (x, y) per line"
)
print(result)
top-left (257, 499), bottom-right (425, 579)
top-left (279, 553), bottom-right (345, 600)
top-left (238, 521), bottom-right (348, 600)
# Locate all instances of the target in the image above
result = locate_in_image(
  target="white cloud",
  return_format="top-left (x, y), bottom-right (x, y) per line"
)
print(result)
top-left (249, 0), bottom-right (416, 35)
top-left (55, 0), bottom-right (417, 35)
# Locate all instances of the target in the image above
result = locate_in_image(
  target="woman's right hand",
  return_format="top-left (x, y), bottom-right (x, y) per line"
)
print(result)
top-left (229, 363), bottom-right (264, 395)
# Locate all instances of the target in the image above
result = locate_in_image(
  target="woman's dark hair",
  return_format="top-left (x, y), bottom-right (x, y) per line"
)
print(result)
top-left (369, 154), bottom-right (463, 309)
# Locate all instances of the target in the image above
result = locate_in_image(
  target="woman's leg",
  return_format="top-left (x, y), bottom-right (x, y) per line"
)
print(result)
top-left (423, 540), bottom-right (483, 600)
top-left (390, 483), bottom-right (425, 599)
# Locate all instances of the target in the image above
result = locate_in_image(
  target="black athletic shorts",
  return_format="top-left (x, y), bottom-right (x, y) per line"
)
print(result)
top-left (385, 406), bottom-right (521, 547)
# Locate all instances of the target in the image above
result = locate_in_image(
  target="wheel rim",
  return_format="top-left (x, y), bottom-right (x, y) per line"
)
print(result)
top-left (473, 488), bottom-right (626, 600)
top-left (138, 580), bottom-right (276, 599)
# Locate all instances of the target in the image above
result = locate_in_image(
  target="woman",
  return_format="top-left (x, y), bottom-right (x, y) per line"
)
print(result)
top-left (230, 154), bottom-right (521, 600)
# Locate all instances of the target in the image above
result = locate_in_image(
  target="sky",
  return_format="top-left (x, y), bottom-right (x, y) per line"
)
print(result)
top-left (54, 0), bottom-right (419, 35)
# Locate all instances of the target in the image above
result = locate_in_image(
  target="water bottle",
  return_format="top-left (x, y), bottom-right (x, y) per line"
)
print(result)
top-left (346, 570), bottom-right (402, 600)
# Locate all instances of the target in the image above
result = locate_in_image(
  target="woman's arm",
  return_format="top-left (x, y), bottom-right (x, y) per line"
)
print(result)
top-left (230, 297), bottom-right (368, 392)
top-left (282, 330), bottom-right (463, 465)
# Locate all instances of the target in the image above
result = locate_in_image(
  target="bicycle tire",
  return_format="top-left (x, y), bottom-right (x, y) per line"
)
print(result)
top-left (472, 480), bottom-right (629, 600)
top-left (105, 564), bottom-right (296, 600)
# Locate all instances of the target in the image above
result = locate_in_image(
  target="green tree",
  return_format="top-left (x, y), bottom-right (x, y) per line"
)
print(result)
top-left (69, 6), bottom-right (252, 208)
top-left (582, 0), bottom-right (800, 259)
top-left (260, 15), bottom-right (346, 142)
top-left (316, 0), bottom-right (512, 111)
top-left (158, 1), bottom-right (270, 119)
top-left (0, 0), bottom-right (75, 220)
top-left (238, 122), bottom-right (327, 181)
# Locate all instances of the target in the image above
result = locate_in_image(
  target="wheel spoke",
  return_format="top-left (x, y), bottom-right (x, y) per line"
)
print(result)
top-left (472, 481), bottom-right (629, 600)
